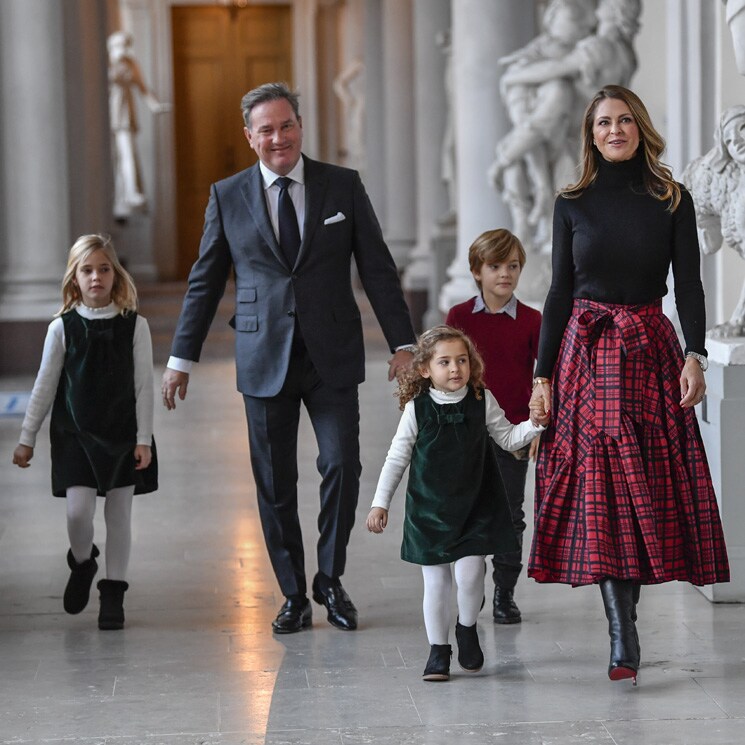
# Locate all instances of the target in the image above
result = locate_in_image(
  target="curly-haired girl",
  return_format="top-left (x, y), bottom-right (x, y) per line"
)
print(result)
top-left (367, 325), bottom-right (545, 681)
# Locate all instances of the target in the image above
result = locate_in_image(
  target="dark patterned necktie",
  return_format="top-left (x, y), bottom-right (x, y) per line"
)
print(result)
top-left (275, 176), bottom-right (301, 268)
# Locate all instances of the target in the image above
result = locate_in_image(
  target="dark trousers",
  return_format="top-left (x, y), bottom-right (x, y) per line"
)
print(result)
top-left (243, 347), bottom-right (361, 598)
top-left (491, 442), bottom-right (528, 590)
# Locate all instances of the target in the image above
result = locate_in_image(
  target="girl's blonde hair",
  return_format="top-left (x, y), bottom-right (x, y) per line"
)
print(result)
top-left (395, 325), bottom-right (485, 410)
top-left (561, 85), bottom-right (682, 212)
top-left (58, 234), bottom-right (138, 315)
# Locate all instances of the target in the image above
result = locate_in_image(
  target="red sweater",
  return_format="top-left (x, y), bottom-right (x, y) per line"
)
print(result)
top-left (446, 297), bottom-right (541, 424)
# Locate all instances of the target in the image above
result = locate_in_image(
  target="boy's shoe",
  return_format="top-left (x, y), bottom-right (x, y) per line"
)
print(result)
top-left (422, 644), bottom-right (452, 681)
top-left (455, 620), bottom-right (484, 672)
top-left (493, 586), bottom-right (521, 624)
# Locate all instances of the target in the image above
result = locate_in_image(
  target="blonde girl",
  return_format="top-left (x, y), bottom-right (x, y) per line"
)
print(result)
top-left (13, 234), bottom-right (157, 630)
top-left (367, 326), bottom-right (545, 681)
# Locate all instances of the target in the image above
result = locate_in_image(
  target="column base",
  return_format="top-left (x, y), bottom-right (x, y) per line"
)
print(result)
top-left (697, 342), bottom-right (745, 603)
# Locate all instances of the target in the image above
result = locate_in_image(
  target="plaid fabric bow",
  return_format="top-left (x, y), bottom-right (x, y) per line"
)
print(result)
top-left (576, 301), bottom-right (652, 439)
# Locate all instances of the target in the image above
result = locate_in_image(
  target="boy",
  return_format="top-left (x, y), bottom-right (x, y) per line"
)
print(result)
top-left (445, 229), bottom-right (541, 624)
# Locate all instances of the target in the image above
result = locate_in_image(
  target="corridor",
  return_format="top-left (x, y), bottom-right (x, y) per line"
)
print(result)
top-left (1, 285), bottom-right (744, 745)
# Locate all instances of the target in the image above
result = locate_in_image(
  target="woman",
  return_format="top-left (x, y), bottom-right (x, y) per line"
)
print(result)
top-left (528, 85), bottom-right (729, 686)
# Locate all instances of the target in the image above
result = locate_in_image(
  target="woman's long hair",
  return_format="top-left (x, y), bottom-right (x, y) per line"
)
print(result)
top-left (59, 234), bottom-right (138, 315)
top-left (562, 85), bottom-right (681, 211)
top-left (395, 325), bottom-right (485, 410)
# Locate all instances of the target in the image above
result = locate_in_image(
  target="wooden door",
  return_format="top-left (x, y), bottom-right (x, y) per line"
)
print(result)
top-left (171, 5), bottom-right (293, 278)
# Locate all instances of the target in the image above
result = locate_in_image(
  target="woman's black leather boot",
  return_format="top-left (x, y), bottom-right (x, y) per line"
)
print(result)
top-left (599, 578), bottom-right (639, 685)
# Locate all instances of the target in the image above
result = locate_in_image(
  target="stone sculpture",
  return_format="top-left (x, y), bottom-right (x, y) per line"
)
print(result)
top-left (683, 106), bottom-right (745, 338)
top-left (490, 0), bottom-right (641, 262)
top-left (108, 31), bottom-right (170, 219)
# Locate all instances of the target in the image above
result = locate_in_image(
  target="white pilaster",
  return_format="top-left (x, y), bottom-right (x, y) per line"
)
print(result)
top-left (381, 0), bottom-right (416, 267)
top-left (402, 0), bottom-right (451, 299)
top-left (439, 0), bottom-right (534, 312)
top-left (0, 0), bottom-right (72, 319)
top-left (363, 0), bottom-right (386, 224)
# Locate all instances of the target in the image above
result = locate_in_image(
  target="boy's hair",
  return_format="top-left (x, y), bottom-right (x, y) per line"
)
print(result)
top-left (468, 229), bottom-right (526, 288)
top-left (395, 325), bottom-right (485, 410)
top-left (59, 234), bottom-right (138, 315)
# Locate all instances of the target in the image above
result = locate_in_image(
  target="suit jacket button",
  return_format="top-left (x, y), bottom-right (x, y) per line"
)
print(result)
top-left (291, 274), bottom-right (298, 280)
top-left (287, 311), bottom-right (296, 317)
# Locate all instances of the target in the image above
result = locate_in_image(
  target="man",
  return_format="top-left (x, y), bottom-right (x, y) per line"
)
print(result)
top-left (162, 82), bottom-right (415, 634)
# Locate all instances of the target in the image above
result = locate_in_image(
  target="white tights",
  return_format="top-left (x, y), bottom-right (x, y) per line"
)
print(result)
top-left (421, 555), bottom-right (486, 645)
top-left (66, 485), bottom-right (134, 581)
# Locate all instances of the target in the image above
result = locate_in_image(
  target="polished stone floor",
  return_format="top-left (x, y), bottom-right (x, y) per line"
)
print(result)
top-left (1, 288), bottom-right (744, 744)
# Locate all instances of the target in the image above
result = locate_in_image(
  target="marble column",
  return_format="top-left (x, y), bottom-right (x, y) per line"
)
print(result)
top-left (363, 0), bottom-right (386, 225)
top-left (402, 0), bottom-right (451, 333)
top-left (438, 0), bottom-right (534, 312)
top-left (0, 0), bottom-right (111, 374)
top-left (381, 0), bottom-right (416, 267)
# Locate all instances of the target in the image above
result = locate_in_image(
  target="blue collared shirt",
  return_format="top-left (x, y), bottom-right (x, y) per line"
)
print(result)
top-left (472, 293), bottom-right (518, 319)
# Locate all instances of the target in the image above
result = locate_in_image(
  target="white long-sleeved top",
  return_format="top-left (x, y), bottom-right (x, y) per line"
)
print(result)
top-left (371, 386), bottom-right (544, 511)
top-left (18, 303), bottom-right (154, 448)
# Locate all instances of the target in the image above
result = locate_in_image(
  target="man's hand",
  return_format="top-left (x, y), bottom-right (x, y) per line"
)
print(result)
top-left (387, 349), bottom-right (414, 382)
top-left (162, 368), bottom-right (189, 410)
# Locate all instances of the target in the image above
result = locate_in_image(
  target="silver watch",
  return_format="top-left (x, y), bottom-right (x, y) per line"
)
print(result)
top-left (686, 351), bottom-right (709, 371)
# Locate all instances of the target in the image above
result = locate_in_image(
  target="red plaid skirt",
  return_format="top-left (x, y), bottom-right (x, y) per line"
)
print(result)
top-left (528, 298), bottom-right (729, 586)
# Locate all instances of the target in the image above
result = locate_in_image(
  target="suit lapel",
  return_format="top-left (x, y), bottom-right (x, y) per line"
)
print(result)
top-left (240, 165), bottom-right (288, 269)
top-left (298, 155), bottom-right (329, 267)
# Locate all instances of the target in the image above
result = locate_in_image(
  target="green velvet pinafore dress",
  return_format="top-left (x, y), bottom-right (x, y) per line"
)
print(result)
top-left (50, 310), bottom-right (158, 498)
top-left (401, 387), bottom-right (518, 565)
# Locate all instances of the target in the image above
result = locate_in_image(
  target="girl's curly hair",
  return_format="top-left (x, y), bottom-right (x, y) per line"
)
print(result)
top-left (395, 325), bottom-right (485, 410)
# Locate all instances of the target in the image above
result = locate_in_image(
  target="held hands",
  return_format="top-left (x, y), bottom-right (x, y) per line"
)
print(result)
top-left (366, 507), bottom-right (388, 534)
top-left (529, 380), bottom-right (551, 426)
top-left (162, 368), bottom-right (189, 410)
top-left (134, 444), bottom-right (152, 470)
top-left (12, 444), bottom-right (33, 468)
top-left (680, 356), bottom-right (706, 408)
top-left (387, 350), bottom-right (414, 382)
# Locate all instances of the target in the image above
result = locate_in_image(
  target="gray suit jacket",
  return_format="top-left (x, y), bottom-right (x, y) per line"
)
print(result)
top-left (171, 155), bottom-right (415, 397)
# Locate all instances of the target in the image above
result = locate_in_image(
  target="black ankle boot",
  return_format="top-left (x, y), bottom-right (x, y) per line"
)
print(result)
top-left (97, 579), bottom-right (129, 630)
top-left (455, 620), bottom-right (484, 672)
top-left (599, 578), bottom-right (640, 684)
top-left (63, 544), bottom-right (100, 614)
top-left (492, 586), bottom-right (521, 624)
top-left (422, 644), bottom-right (452, 681)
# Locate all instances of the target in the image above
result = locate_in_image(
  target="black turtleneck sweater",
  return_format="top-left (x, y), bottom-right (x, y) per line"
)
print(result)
top-left (535, 151), bottom-right (707, 379)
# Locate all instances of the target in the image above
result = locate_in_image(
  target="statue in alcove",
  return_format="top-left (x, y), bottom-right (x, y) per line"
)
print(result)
top-left (725, 0), bottom-right (745, 75)
top-left (683, 106), bottom-right (745, 338)
top-left (108, 31), bottom-right (171, 220)
top-left (333, 58), bottom-right (366, 175)
top-left (489, 0), bottom-right (641, 265)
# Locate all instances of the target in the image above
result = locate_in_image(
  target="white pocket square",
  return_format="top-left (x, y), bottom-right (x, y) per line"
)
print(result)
top-left (323, 212), bottom-right (346, 225)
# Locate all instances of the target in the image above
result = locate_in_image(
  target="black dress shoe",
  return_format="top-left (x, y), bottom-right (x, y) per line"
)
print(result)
top-left (493, 587), bottom-right (521, 624)
top-left (272, 597), bottom-right (312, 634)
top-left (312, 575), bottom-right (358, 630)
